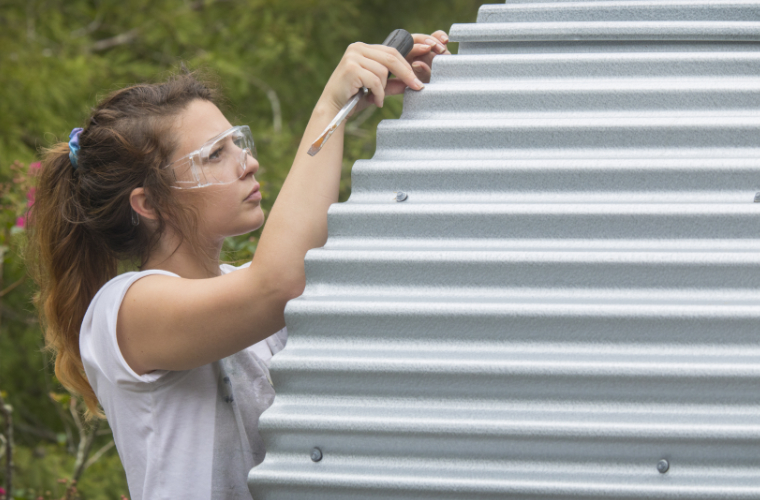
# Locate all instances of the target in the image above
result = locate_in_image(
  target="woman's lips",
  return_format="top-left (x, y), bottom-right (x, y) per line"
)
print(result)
top-left (244, 183), bottom-right (262, 202)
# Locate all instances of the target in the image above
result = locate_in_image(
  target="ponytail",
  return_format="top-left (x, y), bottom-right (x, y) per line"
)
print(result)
top-left (28, 142), bottom-right (116, 417)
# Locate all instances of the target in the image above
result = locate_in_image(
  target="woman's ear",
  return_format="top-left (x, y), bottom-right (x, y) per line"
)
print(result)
top-left (130, 187), bottom-right (158, 222)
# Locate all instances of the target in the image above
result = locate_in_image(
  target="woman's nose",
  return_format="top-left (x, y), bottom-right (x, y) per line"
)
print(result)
top-left (243, 151), bottom-right (259, 177)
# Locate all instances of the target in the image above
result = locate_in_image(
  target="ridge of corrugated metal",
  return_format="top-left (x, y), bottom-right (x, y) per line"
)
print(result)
top-left (248, 1), bottom-right (760, 498)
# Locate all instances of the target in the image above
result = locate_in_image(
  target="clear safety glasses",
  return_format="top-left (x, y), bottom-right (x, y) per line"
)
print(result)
top-left (165, 125), bottom-right (257, 189)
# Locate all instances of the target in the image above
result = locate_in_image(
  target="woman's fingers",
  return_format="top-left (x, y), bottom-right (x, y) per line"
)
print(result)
top-left (405, 32), bottom-right (450, 83)
top-left (409, 49), bottom-right (439, 80)
top-left (355, 42), bottom-right (424, 91)
top-left (357, 57), bottom-right (392, 107)
top-left (386, 61), bottom-right (429, 93)
top-left (358, 56), bottom-right (390, 88)
top-left (412, 32), bottom-right (448, 54)
top-left (412, 60), bottom-right (432, 82)
top-left (428, 30), bottom-right (450, 54)
top-left (335, 34), bottom-right (447, 111)
top-left (356, 67), bottom-right (386, 107)
top-left (353, 45), bottom-right (412, 107)
top-left (431, 30), bottom-right (449, 45)
top-left (384, 78), bottom-right (408, 97)
top-left (407, 42), bottom-right (434, 60)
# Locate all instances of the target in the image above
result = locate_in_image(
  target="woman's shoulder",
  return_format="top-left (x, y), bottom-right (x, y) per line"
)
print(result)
top-left (92, 269), bottom-right (180, 311)
top-left (89, 262), bottom-right (248, 322)
top-left (80, 269), bottom-right (182, 384)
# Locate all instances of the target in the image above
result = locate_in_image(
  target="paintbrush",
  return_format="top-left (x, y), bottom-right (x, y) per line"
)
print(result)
top-left (308, 29), bottom-right (415, 156)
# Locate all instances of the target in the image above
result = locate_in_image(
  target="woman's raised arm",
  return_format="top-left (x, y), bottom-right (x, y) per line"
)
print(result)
top-left (117, 32), bottom-right (449, 375)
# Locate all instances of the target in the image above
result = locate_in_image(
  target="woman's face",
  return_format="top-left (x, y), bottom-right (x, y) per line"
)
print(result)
top-left (169, 99), bottom-right (264, 241)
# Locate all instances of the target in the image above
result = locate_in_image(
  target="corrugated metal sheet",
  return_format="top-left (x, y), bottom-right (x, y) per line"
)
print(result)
top-left (248, 1), bottom-right (760, 498)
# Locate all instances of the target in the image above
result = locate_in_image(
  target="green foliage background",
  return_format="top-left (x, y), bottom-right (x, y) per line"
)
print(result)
top-left (0, 0), bottom-right (482, 498)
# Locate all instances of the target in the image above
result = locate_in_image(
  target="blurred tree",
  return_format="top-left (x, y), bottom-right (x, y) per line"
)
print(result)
top-left (0, 0), bottom-right (483, 497)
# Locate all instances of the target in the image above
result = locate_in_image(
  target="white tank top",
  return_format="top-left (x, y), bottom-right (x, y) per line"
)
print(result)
top-left (79, 263), bottom-right (287, 500)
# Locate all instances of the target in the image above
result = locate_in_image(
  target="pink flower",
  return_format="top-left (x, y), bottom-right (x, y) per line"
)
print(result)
top-left (0, 486), bottom-right (6, 494)
top-left (14, 162), bottom-right (40, 229)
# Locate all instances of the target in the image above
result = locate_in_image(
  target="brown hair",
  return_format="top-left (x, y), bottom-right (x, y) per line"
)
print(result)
top-left (27, 73), bottom-right (217, 416)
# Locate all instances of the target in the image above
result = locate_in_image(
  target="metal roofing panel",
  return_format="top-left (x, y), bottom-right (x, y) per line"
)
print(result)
top-left (477, 1), bottom-right (760, 23)
top-left (249, 1), bottom-right (760, 498)
top-left (451, 22), bottom-right (760, 43)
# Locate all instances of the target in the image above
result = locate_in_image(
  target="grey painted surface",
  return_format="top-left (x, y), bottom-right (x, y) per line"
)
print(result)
top-left (249, 1), bottom-right (760, 498)
top-left (477, 1), bottom-right (760, 23)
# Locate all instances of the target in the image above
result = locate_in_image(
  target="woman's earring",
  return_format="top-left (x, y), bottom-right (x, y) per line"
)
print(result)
top-left (131, 209), bottom-right (140, 226)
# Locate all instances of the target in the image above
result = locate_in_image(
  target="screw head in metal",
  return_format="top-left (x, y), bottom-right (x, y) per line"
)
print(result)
top-left (310, 447), bottom-right (323, 462)
top-left (395, 191), bottom-right (408, 202)
top-left (657, 459), bottom-right (669, 473)
top-left (755, 192), bottom-right (760, 203)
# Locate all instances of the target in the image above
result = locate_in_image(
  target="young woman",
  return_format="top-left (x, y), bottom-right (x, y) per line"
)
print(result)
top-left (28, 31), bottom-right (449, 500)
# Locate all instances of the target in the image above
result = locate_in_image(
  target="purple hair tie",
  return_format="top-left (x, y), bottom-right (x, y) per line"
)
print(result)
top-left (68, 128), bottom-right (83, 169)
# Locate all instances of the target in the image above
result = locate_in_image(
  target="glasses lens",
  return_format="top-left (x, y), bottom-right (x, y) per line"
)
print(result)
top-left (168, 126), bottom-right (255, 188)
top-left (200, 126), bottom-right (255, 185)
top-left (171, 159), bottom-right (205, 187)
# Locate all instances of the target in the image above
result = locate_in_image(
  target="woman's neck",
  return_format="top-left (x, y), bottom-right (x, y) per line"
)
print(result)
top-left (141, 230), bottom-right (223, 279)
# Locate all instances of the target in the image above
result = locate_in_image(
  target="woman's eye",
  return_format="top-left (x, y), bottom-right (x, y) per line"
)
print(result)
top-left (209, 146), bottom-right (224, 160)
